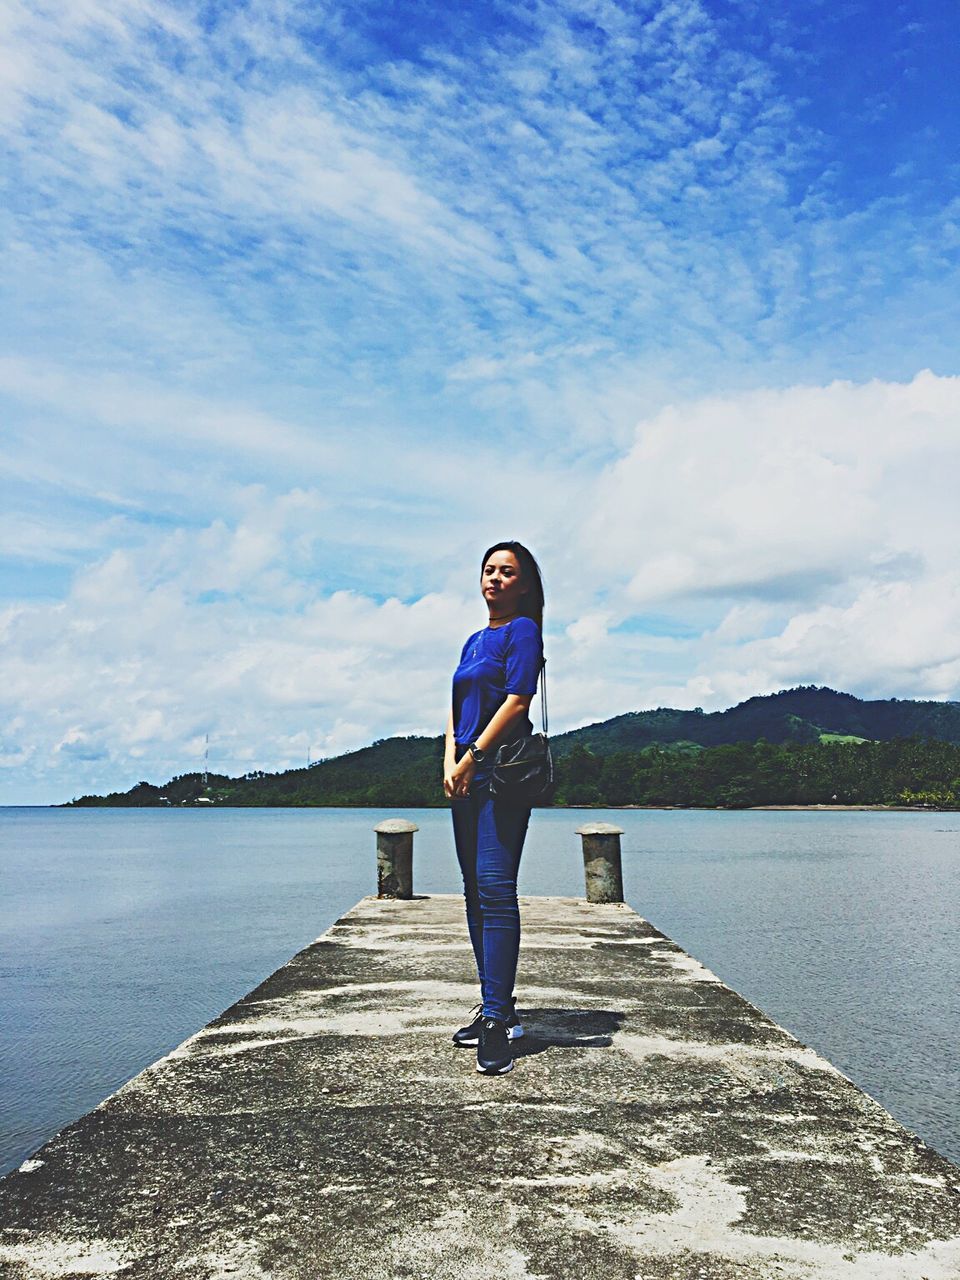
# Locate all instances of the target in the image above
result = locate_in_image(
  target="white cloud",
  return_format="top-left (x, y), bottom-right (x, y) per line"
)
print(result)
top-left (0, 526), bottom-right (480, 801)
top-left (723, 574), bottom-right (960, 701)
top-left (0, 357), bottom-right (337, 468)
top-left (561, 370), bottom-right (960, 712)
top-left (583, 370), bottom-right (959, 607)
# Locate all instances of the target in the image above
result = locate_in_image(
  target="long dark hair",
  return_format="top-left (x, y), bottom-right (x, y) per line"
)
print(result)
top-left (480, 541), bottom-right (545, 630)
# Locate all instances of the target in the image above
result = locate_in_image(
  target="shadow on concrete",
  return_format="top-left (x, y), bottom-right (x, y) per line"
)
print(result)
top-left (511, 1007), bottom-right (626, 1059)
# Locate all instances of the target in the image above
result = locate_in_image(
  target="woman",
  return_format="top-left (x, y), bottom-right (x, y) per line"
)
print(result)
top-left (444, 540), bottom-right (545, 1076)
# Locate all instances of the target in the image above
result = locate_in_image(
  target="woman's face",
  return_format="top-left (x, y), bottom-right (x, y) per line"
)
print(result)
top-left (481, 549), bottom-right (528, 615)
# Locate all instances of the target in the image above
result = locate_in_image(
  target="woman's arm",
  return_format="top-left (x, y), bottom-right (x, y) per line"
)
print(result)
top-left (473, 694), bottom-right (533, 757)
top-left (447, 694), bottom-right (533, 798)
top-left (443, 708), bottom-right (458, 799)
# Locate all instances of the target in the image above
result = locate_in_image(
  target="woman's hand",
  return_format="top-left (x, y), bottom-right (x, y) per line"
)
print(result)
top-left (443, 708), bottom-right (459, 799)
top-left (444, 753), bottom-right (476, 799)
top-left (443, 756), bottom-right (457, 799)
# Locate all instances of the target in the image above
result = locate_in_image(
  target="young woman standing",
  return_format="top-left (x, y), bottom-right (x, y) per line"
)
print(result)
top-left (444, 540), bottom-right (545, 1075)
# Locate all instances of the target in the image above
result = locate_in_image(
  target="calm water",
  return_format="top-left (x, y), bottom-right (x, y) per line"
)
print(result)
top-left (1, 806), bottom-right (958, 1176)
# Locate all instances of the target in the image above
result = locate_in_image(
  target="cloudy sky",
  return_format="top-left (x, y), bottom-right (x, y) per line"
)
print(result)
top-left (2, 0), bottom-right (959, 803)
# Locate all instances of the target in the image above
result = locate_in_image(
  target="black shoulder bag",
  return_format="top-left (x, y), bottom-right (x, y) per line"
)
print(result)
top-left (489, 659), bottom-right (555, 806)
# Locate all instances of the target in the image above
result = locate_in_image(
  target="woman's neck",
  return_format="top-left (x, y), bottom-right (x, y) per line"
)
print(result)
top-left (487, 608), bottom-right (521, 629)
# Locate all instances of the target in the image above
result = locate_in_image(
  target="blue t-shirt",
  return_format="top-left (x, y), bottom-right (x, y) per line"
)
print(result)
top-left (452, 616), bottom-right (543, 757)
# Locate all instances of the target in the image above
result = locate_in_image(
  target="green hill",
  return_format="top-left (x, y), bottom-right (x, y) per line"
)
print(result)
top-left (65, 686), bottom-right (960, 808)
top-left (550, 686), bottom-right (960, 756)
top-left (71, 735), bottom-right (444, 808)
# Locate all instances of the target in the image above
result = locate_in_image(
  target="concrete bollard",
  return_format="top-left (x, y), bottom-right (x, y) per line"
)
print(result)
top-left (575, 822), bottom-right (625, 904)
top-left (374, 818), bottom-right (418, 899)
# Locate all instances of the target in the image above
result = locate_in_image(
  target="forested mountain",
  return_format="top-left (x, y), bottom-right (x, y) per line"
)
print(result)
top-left (66, 686), bottom-right (960, 808)
top-left (550, 686), bottom-right (960, 755)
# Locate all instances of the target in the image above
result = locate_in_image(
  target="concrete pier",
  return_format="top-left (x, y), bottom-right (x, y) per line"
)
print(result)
top-left (2, 894), bottom-right (959, 1279)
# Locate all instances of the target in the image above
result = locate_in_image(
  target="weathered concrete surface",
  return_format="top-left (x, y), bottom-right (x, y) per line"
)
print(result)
top-left (2, 894), bottom-right (959, 1280)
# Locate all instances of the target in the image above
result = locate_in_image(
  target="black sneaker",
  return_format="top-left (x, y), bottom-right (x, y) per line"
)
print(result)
top-left (476, 1016), bottom-right (514, 1075)
top-left (452, 996), bottom-right (522, 1047)
top-left (452, 1002), bottom-right (483, 1047)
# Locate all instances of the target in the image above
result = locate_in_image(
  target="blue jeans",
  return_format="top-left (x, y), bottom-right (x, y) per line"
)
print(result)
top-left (451, 776), bottom-right (532, 1022)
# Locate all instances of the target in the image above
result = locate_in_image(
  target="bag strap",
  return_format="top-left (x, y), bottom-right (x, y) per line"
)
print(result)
top-left (539, 658), bottom-right (548, 736)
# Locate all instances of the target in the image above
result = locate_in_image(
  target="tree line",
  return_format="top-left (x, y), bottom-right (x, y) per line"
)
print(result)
top-left (555, 738), bottom-right (960, 808)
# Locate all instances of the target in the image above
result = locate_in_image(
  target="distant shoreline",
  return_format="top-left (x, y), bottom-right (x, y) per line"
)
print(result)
top-left (746, 803), bottom-right (937, 812)
top-left (41, 801), bottom-right (957, 812)
top-left (597, 803), bottom-right (956, 812)
top-left (597, 803), bottom-right (952, 812)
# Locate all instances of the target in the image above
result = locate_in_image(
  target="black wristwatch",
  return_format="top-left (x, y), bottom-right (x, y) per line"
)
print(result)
top-left (468, 742), bottom-right (487, 764)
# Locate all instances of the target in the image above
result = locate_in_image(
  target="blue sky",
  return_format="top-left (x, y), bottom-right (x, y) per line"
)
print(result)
top-left (2, 0), bottom-right (960, 802)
